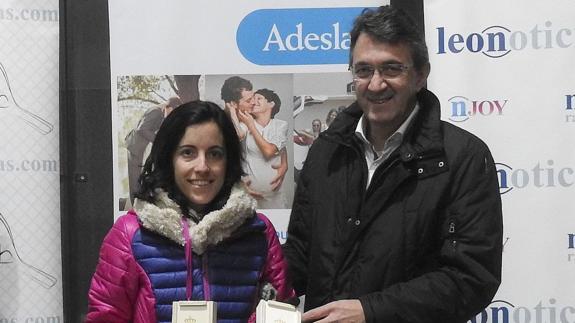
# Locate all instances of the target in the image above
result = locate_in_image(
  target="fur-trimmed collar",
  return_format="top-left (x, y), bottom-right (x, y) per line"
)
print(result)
top-left (133, 183), bottom-right (257, 254)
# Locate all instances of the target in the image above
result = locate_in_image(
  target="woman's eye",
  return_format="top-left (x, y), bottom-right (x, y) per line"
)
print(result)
top-left (179, 148), bottom-right (196, 158)
top-left (208, 148), bottom-right (225, 160)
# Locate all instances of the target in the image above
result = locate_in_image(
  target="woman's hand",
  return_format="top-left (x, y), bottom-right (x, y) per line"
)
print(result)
top-left (237, 110), bottom-right (256, 131)
top-left (242, 177), bottom-right (264, 199)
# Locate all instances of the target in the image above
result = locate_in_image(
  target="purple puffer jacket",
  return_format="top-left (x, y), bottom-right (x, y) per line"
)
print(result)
top-left (86, 185), bottom-right (295, 323)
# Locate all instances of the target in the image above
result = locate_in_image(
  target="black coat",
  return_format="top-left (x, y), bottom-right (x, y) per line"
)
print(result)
top-left (283, 89), bottom-right (503, 323)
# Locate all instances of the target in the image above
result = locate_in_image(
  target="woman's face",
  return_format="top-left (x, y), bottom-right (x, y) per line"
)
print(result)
top-left (252, 93), bottom-right (272, 115)
top-left (173, 121), bottom-right (227, 212)
top-left (312, 120), bottom-right (322, 133)
top-left (328, 110), bottom-right (338, 122)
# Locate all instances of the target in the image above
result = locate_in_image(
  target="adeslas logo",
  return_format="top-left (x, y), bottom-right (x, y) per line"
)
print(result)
top-left (469, 299), bottom-right (575, 323)
top-left (436, 21), bottom-right (574, 58)
top-left (275, 230), bottom-right (288, 243)
top-left (447, 96), bottom-right (507, 122)
top-left (236, 7), bottom-right (370, 65)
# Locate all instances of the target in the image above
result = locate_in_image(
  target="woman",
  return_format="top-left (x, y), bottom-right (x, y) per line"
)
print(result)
top-left (325, 108), bottom-right (339, 129)
top-left (87, 101), bottom-right (295, 323)
top-left (294, 119), bottom-right (322, 144)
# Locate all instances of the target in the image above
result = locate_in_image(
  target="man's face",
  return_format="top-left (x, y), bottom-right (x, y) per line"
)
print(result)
top-left (237, 89), bottom-right (255, 112)
top-left (351, 33), bottom-right (429, 132)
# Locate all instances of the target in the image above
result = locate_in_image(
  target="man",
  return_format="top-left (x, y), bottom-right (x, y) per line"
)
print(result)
top-left (283, 6), bottom-right (503, 323)
top-left (220, 76), bottom-right (256, 139)
top-left (237, 88), bottom-right (289, 208)
top-left (221, 76), bottom-right (288, 200)
top-left (125, 96), bottom-right (181, 202)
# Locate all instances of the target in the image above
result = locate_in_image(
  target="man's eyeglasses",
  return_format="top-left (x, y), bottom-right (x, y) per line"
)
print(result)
top-left (350, 63), bottom-right (411, 81)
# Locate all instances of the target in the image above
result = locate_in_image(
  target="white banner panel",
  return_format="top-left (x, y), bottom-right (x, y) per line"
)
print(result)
top-left (110, 0), bottom-right (385, 75)
top-left (424, 1), bottom-right (575, 322)
top-left (109, 1), bottom-right (387, 244)
top-left (0, 0), bottom-right (62, 322)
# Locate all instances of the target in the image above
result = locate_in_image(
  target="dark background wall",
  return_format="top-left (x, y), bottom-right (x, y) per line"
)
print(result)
top-left (58, 0), bottom-right (422, 321)
top-left (60, 0), bottom-right (112, 321)
top-left (391, 0), bottom-right (424, 37)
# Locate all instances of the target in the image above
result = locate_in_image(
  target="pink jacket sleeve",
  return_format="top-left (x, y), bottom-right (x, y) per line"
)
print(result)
top-left (86, 213), bottom-right (143, 323)
top-left (257, 213), bottom-right (296, 301)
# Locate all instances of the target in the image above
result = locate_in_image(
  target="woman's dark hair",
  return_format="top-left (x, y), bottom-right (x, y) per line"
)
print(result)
top-left (255, 88), bottom-right (281, 118)
top-left (326, 108), bottom-right (338, 125)
top-left (349, 5), bottom-right (429, 72)
top-left (135, 100), bottom-right (245, 216)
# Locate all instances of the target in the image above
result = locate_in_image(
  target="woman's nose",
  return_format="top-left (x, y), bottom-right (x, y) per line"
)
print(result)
top-left (194, 155), bottom-right (209, 172)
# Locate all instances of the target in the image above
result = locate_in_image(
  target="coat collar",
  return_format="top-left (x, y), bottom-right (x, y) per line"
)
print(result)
top-left (322, 88), bottom-right (445, 162)
top-left (133, 183), bottom-right (257, 254)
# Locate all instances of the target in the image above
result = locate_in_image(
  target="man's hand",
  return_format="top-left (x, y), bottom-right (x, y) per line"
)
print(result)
top-left (302, 300), bottom-right (365, 323)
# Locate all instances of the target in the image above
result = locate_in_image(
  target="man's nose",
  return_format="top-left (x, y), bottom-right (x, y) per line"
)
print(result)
top-left (367, 70), bottom-right (388, 92)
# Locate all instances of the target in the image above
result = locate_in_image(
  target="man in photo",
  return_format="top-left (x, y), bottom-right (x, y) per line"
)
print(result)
top-left (125, 96), bottom-right (182, 202)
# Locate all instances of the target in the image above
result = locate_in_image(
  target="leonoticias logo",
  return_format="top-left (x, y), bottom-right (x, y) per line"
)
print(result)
top-left (469, 299), bottom-right (575, 323)
top-left (496, 160), bottom-right (574, 194)
top-left (436, 21), bottom-right (574, 58)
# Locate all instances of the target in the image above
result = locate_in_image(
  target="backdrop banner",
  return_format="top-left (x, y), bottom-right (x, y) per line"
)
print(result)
top-left (424, 1), bottom-right (575, 322)
top-left (108, 0), bottom-right (386, 244)
top-left (0, 0), bottom-right (62, 322)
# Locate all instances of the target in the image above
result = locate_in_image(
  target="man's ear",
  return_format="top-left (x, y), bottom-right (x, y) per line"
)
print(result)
top-left (416, 62), bottom-right (431, 90)
top-left (225, 101), bottom-right (239, 112)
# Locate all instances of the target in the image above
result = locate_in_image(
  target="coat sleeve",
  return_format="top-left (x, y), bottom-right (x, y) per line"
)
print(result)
top-left (86, 214), bottom-right (142, 323)
top-left (258, 214), bottom-right (296, 302)
top-left (281, 146), bottom-right (315, 296)
top-left (359, 142), bottom-right (503, 323)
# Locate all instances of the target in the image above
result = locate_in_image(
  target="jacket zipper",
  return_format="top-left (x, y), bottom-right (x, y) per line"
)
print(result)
top-left (448, 220), bottom-right (457, 250)
top-left (202, 254), bottom-right (211, 300)
top-left (416, 150), bottom-right (444, 160)
top-left (448, 221), bottom-right (455, 233)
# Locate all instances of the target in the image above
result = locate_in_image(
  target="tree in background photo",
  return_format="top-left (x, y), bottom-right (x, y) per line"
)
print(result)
top-left (117, 75), bottom-right (201, 210)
